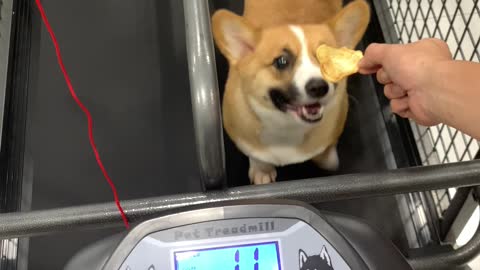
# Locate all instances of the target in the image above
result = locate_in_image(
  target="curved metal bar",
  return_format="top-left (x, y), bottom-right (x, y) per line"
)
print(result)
top-left (183, 0), bottom-right (226, 190)
top-left (408, 186), bottom-right (480, 270)
top-left (1, 160), bottom-right (480, 240)
top-left (0, 0), bottom-right (12, 147)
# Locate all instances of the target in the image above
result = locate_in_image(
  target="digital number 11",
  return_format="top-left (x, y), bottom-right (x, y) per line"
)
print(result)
top-left (234, 248), bottom-right (259, 270)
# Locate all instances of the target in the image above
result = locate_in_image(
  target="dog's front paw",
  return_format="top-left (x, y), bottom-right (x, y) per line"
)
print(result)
top-left (248, 158), bottom-right (277, 185)
top-left (249, 167), bottom-right (277, 185)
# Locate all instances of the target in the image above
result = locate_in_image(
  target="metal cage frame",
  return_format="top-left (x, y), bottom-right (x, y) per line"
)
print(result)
top-left (1, 0), bottom-right (480, 269)
top-left (373, 0), bottom-right (480, 248)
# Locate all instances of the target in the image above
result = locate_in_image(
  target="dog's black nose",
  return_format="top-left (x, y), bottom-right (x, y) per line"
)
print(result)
top-left (306, 78), bottom-right (329, 98)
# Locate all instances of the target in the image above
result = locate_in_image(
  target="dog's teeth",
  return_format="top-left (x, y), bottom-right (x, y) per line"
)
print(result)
top-left (301, 106), bottom-right (323, 121)
top-left (301, 106), bottom-right (308, 117)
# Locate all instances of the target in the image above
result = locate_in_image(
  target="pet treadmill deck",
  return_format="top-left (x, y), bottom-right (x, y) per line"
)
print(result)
top-left (26, 0), bottom-right (407, 269)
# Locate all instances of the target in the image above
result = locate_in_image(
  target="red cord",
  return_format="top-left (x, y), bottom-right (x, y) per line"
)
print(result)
top-left (34, 0), bottom-right (130, 229)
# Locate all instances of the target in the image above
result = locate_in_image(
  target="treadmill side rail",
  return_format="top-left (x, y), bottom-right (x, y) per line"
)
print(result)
top-left (183, 0), bottom-right (226, 190)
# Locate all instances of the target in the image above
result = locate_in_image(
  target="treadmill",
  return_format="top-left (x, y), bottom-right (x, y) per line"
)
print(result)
top-left (1, 0), bottom-right (480, 269)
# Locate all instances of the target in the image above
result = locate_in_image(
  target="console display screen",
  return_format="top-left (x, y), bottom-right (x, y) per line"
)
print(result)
top-left (174, 241), bottom-right (281, 270)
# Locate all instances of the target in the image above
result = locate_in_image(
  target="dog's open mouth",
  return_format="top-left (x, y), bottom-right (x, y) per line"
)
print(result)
top-left (269, 89), bottom-right (323, 123)
top-left (287, 103), bottom-right (323, 123)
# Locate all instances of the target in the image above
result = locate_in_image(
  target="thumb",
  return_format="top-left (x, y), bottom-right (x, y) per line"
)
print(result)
top-left (358, 43), bottom-right (390, 74)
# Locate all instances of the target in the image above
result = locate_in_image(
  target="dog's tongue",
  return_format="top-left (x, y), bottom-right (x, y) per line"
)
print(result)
top-left (291, 103), bottom-right (323, 122)
top-left (304, 103), bottom-right (320, 115)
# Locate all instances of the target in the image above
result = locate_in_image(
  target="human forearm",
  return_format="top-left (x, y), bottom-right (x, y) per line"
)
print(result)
top-left (430, 60), bottom-right (480, 139)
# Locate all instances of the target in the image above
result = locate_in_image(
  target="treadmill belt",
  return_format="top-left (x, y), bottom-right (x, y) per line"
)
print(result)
top-left (25, 1), bottom-right (408, 269)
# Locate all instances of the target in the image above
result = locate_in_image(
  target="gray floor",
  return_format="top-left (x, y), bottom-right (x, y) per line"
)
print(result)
top-left (26, 1), bottom-right (408, 269)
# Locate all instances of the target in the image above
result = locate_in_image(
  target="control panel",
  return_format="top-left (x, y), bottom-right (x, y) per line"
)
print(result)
top-left (67, 201), bottom-right (412, 270)
top-left (121, 218), bottom-right (351, 270)
top-left (96, 200), bottom-right (411, 270)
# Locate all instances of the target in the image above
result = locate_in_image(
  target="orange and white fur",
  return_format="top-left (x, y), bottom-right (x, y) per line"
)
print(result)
top-left (212, 0), bottom-right (370, 184)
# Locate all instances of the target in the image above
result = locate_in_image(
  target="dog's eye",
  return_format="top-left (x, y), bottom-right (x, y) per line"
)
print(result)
top-left (273, 55), bottom-right (290, 70)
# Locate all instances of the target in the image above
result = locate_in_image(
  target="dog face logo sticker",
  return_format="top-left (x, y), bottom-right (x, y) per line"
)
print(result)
top-left (299, 246), bottom-right (334, 270)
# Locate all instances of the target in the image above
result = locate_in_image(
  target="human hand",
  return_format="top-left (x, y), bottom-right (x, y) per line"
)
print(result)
top-left (358, 38), bottom-right (453, 126)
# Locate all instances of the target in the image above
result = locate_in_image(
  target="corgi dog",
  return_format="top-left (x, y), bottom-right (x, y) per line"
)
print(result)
top-left (212, 0), bottom-right (370, 184)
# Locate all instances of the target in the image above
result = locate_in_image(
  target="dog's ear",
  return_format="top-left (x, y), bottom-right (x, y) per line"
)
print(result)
top-left (212, 10), bottom-right (258, 65)
top-left (329, 0), bottom-right (370, 49)
top-left (299, 249), bottom-right (308, 268)
top-left (320, 246), bottom-right (332, 266)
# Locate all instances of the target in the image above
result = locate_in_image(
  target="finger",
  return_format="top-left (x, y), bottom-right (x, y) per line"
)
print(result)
top-left (376, 68), bottom-right (392, 84)
top-left (357, 43), bottom-right (390, 74)
top-left (404, 110), bottom-right (414, 119)
top-left (396, 110), bottom-right (409, 119)
top-left (390, 97), bottom-right (409, 114)
top-left (384, 84), bottom-right (406, 99)
top-left (357, 64), bottom-right (381, 75)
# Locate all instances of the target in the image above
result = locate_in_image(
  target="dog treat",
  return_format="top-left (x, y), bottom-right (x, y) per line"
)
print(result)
top-left (315, 45), bottom-right (363, 83)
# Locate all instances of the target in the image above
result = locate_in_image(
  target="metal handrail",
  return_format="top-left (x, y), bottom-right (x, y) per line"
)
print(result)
top-left (183, 0), bottom-right (226, 190)
top-left (0, 0), bottom-right (13, 149)
top-left (1, 160), bottom-right (480, 240)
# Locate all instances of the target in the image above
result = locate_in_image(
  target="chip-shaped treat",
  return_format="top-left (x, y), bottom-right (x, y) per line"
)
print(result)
top-left (315, 45), bottom-right (363, 83)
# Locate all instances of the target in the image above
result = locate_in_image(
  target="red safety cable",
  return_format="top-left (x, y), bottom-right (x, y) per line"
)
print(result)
top-left (34, 0), bottom-right (130, 229)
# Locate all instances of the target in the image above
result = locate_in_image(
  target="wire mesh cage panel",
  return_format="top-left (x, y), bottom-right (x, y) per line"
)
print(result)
top-left (385, 0), bottom-right (480, 233)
